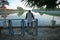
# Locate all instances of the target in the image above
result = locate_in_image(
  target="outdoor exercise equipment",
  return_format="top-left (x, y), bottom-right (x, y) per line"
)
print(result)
top-left (8, 19), bottom-right (38, 36)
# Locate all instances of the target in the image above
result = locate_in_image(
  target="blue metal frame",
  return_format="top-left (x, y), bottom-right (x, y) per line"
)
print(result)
top-left (8, 20), bottom-right (14, 35)
top-left (35, 19), bottom-right (38, 36)
top-left (8, 19), bottom-right (38, 36)
top-left (21, 19), bottom-right (25, 36)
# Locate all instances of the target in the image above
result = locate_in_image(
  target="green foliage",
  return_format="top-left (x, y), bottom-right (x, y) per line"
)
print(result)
top-left (0, 9), bottom-right (7, 15)
top-left (0, 0), bottom-right (9, 15)
top-left (3, 1), bottom-right (9, 5)
top-left (38, 11), bottom-right (60, 16)
top-left (17, 7), bottom-right (24, 11)
top-left (0, 0), bottom-right (9, 5)
top-left (0, 9), bottom-right (3, 15)
top-left (17, 7), bottom-right (24, 16)
top-left (18, 12), bottom-right (24, 16)
top-left (21, 0), bottom-right (58, 9)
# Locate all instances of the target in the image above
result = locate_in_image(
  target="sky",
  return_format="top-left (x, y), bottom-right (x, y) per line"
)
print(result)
top-left (6, 0), bottom-right (32, 10)
top-left (6, 0), bottom-right (60, 10)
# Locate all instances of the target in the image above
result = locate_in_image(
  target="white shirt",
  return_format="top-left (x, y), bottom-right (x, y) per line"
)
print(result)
top-left (26, 12), bottom-right (34, 23)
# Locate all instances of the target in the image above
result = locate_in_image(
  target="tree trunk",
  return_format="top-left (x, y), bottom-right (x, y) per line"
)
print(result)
top-left (4, 14), bottom-right (7, 27)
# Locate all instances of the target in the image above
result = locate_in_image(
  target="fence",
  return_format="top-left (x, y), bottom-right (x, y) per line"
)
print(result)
top-left (0, 19), bottom-right (38, 36)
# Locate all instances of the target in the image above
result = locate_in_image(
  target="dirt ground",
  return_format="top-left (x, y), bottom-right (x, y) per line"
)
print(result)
top-left (0, 28), bottom-right (60, 40)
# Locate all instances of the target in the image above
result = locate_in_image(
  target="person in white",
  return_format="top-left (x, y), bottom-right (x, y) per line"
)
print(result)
top-left (25, 10), bottom-right (35, 28)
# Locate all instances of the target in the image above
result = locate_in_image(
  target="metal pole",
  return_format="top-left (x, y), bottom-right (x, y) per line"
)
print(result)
top-left (21, 19), bottom-right (25, 36)
top-left (8, 20), bottom-right (14, 35)
top-left (35, 19), bottom-right (38, 36)
top-left (0, 27), bottom-right (1, 35)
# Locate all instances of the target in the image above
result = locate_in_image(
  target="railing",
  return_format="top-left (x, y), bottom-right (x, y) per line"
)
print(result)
top-left (0, 19), bottom-right (38, 36)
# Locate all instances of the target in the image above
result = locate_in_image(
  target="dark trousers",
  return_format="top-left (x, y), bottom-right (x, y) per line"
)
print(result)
top-left (26, 22), bottom-right (33, 34)
top-left (27, 22), bottom-right (33, 28)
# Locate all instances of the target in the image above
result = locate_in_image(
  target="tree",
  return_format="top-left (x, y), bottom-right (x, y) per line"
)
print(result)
top-left (21, 0), bottom-right (58, 9)
top-left (57, 1), bottom-right (60, 8)
top-left (0, 0), bottom-right (9, 27)
top-left (0, 0), bottom-right (9, 7)
top-left (17, 6), bottom-right (25, 16)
